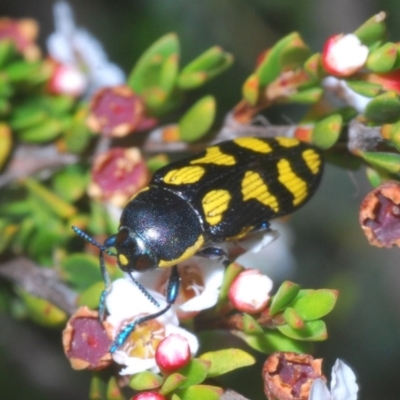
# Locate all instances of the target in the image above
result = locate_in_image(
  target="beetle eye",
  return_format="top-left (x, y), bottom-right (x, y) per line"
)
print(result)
top-left (135, 254), bottom-right (153, 272)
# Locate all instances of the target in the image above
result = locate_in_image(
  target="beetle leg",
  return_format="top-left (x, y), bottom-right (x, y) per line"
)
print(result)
top-left (109, 265), bottom-right (180, 353)
top-left (196, 246), bottom-right (230, 267)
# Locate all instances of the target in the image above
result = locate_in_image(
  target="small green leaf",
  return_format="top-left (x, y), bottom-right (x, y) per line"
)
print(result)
top-left (283, 307), bottom-right (305, 329)
top-left (0, 40), bottom-right (16, 68)
top-left (365, 166), bottom-right (390, 188)
top-left (24, 178), bottom-right (77, 219)
top-left (0, 220), bottom-right (18, 253)
top-left (346, 80), bottom-right (382, 97)
top-left (178, 95), bottom-right (216, 142)
top-left (52, 165), bottom-right (88, 203)
top-left (242, 313), bottom-right (264, 334)
top-left (366, 42), bottom-right (398, 72)
top-left (278, 320), bottom-right (328, 341)
top-left (89, 373), bottom-right (107, 400)
top-left (17, 119), bottom-right (63, 143)
top-left (199, 348), bottom-right (255, 378)
top-left (290, 289), bottom-right (338, 320)
top-left (234, 329), bottom-right (311, 354)
top-left (354, 12), bottom-right (387, 47)
top-left (0, 123), bottom-right (11, 169)
top-left (365, 91), bottom-right (400, 123)
top-left (178, 359), bottom-right (210, 388)
top-left (287, 87), bottom-right (323, 104)
top-left (147, 154), bottom-right (170, 173)
top-left (279, 34), bottom-right (311, 70)
top-left (106, 377), bottom-right (125, 400)
top-left (129, 371), bottom-right (163, 391)
top-left (160, 373), bottom-right (187, 395)
top-left (5, 60), bottom-right (41, 83)
top-left (242, 73), bottom-right (259, 105)
top-left (303, 53), bottom-right (323, 79)
top-left (312, 114), bottom-right (342, 149)
top-left (216, 262), bottom-right (244, 313)
top-left (270, 281), bottom-right (300, 316)
top-left (389, 119), bottom-right (400, 152)
top-left (63, 107), bottom-right (93, 154)
top-left (10, 107), bottom-right (47, 130)
top-left (360, 151), bottom-right (400, 173)
top-left (61, 253), bottom-right (102, 291)
top-left (18, 290), bottom-right (67, 327)
top-left (77, 281), bottom-right (104, 309)
top-left (177, 385), bottom-right (223, 400)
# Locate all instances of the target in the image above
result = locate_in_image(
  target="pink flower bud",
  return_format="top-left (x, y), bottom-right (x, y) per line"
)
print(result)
top-left (47, 60), bottom-right (87, 97)
top-left (155, 333), bottom-right (191, 373)
top-left (131, 392), bottom-right (166, 400)
top-left (228, 269), bottom-right (273, 314)
top-left (322, 34), bottom-right (368, 77)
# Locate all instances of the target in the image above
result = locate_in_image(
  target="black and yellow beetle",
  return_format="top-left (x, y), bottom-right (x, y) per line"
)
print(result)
top-left (74, 136), bottom-right (323, 352)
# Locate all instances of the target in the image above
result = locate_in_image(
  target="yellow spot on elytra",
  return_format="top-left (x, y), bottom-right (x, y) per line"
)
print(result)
top-left (276, 137), bottom-right (300, 147)
top-left (277, 159), bottom-right (307, 206)
top-left (158, 235), bottom-right (205, 268)
top-left (241, 171), bottom-right (279, 212)
top-left (190, 146), bottom-right (236, 166)
top-left (119, 254), bottom-right (129, 266)
top-left (163, 166), bottom-right (205, 185)
top-left (202, 189), bottom-right (231, 226)
top-left (302, 149), bottom-right (321, 175)
top-left (234, 137), bottom-right (272, 153)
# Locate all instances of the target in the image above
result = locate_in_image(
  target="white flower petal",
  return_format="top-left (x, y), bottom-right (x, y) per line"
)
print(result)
top-left (309, 378), bottom-right (331, 400)
top-left (113, 351), bottom-right (157, 375)
top-left (330, 359), bottom-right (358, 400)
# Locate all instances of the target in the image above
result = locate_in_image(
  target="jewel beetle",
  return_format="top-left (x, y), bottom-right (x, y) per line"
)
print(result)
top-left (73, 136), bottom-right (323, 352)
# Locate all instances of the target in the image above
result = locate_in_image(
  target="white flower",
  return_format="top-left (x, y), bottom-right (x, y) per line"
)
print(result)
top-left (309, 359), bottom-right (359, 400)
top-left (322, 34), bottom-right (368, 77)
top-left (47, 1), bottom-right (125, 97)
top-left (323, 76), bottom-right (371, 113)
top-left (105, 278), bottom-right (198, 375)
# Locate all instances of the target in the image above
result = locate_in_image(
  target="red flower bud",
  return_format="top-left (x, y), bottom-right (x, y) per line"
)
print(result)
top-left (62, 307), bottom-right (113, 370)
top-left (87, 85), bottom-right (145, 137)
top-left (155, 334), bottom-right (191, 373)
top-left (228, 269), bottom-right (273, 314)
top-left (88, 147), bottom-right (149, 207)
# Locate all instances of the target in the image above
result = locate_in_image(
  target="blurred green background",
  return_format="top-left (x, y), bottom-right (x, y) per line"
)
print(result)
top-left (1, 0), bottom-right (400, 399)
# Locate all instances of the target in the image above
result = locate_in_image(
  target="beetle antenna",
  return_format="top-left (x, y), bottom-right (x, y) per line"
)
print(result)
top-left (72, 226), bottom-right (116, 257)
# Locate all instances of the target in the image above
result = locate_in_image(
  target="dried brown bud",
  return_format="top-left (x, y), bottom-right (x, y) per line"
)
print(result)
top-left (87, 85), bottom-right (145, 137)
top-left (359, 180), bottom-right (400, 248)
top-left (262, 352), bottom-right (325, 400)
top-left (62, 307), bottom-right (113, 370)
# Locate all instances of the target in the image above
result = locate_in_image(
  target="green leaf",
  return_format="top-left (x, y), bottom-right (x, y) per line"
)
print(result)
top-left (106, 377), bottom-right (125, 400)
top-left (360, 151), bottom-right (400, 173)
top-left (366, 42), bottom-right (398, 72)
top-left (235, 329), bottom-right (311, 354)
top-left (303, 53), bottom-right (323, 79)
top-left (216, 262), bottom-right (244, 313)
top-left (365, 91), bottom-right (400, 123)
top-left (199, 348), bottom-right (255, 378)
top-left (77, 281), bottom-right (104, 309)
top-left (242, 313), bottom-right (264, 334)
top-left (5, 60), bottom-right (41, 83)
top-left (128, 33), bottom-right (179, 110)
top-left (312, 114), bottom-right (342, 149)
top-left (178, 46), bottom-right (233, 90)
top-left (279, 34), bottom-right (311, 70)
top-left (290, 289), bottom-right (338, 320)
top-left (0, 220), bottom-right (18, 254)
top-left (24, 178), bottom-right (77, 219)
top-left (283, 307), bottom-right (305, 329)
top-left (354, 12), bottom-right (387, 47)
top-left (129, 371), bottom-right (163, 391)
top-left (18, 290), bottom-right (67, 327)
top-left (287, 87), bottom-right (323, 104)
top-left (63, 107), bottom-right (93, 154)
top-left (61, 253), bottom-right (102, 291)
top-left (270, 281), bottom-right (300, 315)
top-left (52, 165), bottom-right (88, 203)
top-left (160, 373), bottom-right (187, 395)
top-left (0, 40), bottom-right (16, 68)
top-left (89, 373), bottom-right (107, 400)
top-left (346, 80), bottom-right (382, 97)
top-left (177, 359), bottom-right (210, 389)
top-left (365, 166), bottom-right (390, 188)
top-left (11, 217), bottom-right (35, 254)
top-left (178, 95), bottom-right (216, 142)
top-left (17, 119), bottom-right (63, 143)
top-left (242, 73), bottom-right (259, 105)
top-left (177, 385), bottom-right (223, 400)
top-left (278, 320), bottom-right (328, 341)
